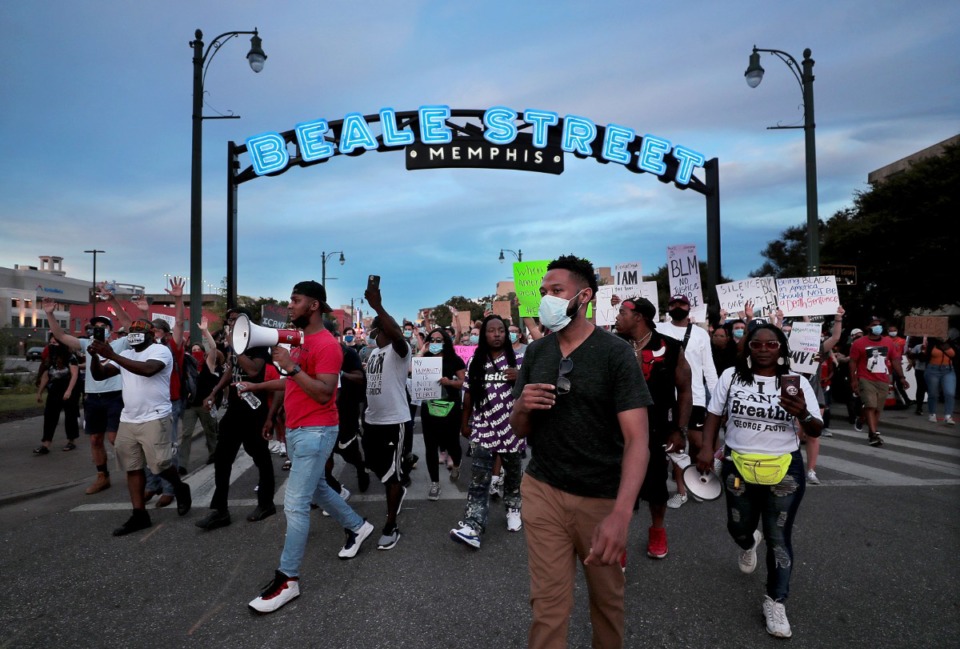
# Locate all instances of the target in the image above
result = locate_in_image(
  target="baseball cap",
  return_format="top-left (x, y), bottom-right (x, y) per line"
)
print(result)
top-left (622, 297), bottom-right (657, 324)
top-left (668, 294), bottom-right (690, 306)
top-left (850, 328), bottom-right (864, 336)
top-left (292, 280), bottom-right (333, 313)
top-left (89, 315), bottom-right (113, 328)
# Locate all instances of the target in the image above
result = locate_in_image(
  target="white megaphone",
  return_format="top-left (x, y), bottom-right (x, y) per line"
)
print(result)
top-left (230, 313), bottom-right (304, 354)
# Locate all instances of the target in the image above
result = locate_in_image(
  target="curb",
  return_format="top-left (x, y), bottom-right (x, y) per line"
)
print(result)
top-left (0, 478), bottom-right (89, 508)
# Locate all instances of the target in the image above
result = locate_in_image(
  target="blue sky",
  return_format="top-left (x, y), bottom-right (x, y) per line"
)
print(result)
top-left (2, 1), bottom-right (958, 321)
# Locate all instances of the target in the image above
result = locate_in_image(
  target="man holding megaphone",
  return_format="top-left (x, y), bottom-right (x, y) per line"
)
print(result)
top-left (242, 281), bottom-right (374, 615)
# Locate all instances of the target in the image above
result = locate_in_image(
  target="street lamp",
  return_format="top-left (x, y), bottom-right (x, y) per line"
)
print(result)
top-left (321, 251), bottom-right (345, 287)
top-left (499, 248), bottom-right (523, 263)
top-left (190, 27), bottom-right (266, 340)
top-left (84, 249), bottom-right (105, 318)
top-left (745, 46), bottom-right (819, 275)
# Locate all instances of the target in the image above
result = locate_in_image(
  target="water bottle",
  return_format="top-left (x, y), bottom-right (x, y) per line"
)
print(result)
top-left (240, 390), bottom-right (261, 409)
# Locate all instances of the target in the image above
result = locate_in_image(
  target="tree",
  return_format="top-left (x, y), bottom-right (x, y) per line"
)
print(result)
top-left (753, 142), bottom-right (960, 321)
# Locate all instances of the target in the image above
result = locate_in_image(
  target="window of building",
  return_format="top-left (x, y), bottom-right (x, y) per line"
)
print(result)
top-left (10, 298), bottom-right (18, 308)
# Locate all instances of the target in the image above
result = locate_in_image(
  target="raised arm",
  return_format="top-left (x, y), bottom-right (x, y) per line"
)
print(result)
top-left (41, 298), bottom-right (81, 352)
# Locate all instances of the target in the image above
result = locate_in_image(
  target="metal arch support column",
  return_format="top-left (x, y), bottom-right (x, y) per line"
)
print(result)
top-left (227, 140), bottom-right (239, 308)
top-left (704, 158), bottom-right (721, 291)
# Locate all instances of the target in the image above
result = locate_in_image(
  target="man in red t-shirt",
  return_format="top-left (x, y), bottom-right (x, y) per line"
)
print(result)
top-left (243, 281), bottom-right (373, 615)
top-left (849, 316), bottom-right (908, 446)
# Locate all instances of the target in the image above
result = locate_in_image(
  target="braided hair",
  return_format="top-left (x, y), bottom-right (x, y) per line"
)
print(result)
top-left (468, 315), bottom-right (517, 408)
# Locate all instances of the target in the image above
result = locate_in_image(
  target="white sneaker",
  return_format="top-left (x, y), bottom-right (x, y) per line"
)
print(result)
top-left (338, 520), bottom-right (374, 559)
top-left (489, 475), bottom-right (503, 500)
top-left (248, 571), bottom-right (300, 614)
top-left (666, 493), bottom-right (687, 509)
top-left (450, 522), bottom-right (481, 549)
top-left (763, 595), bottom-right (792, 638)
top-left (929, 414), bottom-right (939, 423)
top-left (279, 442), bottom-right (287, 457)
top-left (739, 529), bottom-right (763, 574)
top-left (428, 482), bottom-right (441, 501)
top-left (946, 416), bottom-right (956, 426)
top-left (506, 508), bottom-right (522, 532)
top-left (806, 469), bottom-right (820, 485)
top-left (267, 440), bottom-right (283, 455)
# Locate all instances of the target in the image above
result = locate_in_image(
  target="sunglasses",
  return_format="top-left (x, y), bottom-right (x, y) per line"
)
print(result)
top-left (556, 357), bottom-right (573, 395)
top-left (748, 340), bottom-right (781, 350)
top-left (429, 337), bottom-right (444, 343)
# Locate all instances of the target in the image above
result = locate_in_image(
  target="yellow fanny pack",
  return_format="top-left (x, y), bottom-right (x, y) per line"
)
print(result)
top-left (730, 450), bottom-right (792, 485)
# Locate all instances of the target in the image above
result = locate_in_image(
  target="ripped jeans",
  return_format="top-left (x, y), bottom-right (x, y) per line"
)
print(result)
top-left (722, 449), bottom-right (806, 602)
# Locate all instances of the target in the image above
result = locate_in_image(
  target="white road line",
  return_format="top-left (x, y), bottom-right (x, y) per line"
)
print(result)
top-left (812, 455), bottom-right (956, 486)
top-left (817, 439), bottom-right (960, 477)
top-left (826, 428), bottom-right (960, 458)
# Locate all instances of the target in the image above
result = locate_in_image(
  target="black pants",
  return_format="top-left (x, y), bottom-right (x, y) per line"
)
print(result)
top-left (211, 403), bottom-right (273, 511)
top-left (42, 383), bottom-right (80, 443)
top-left (421, 406), bottom-right (462, 481)
top-left (914, 369), bottom-right (928, 412)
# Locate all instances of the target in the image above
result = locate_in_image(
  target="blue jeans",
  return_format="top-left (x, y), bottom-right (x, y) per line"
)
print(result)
top-left (925, 365), bottom-right (956, 418)
top-left (279, 426), bottom-right (364, 578)
top-left (722, 450), bottom-right (806, 602)
top-left (146, 400), bottom-right (182, 495)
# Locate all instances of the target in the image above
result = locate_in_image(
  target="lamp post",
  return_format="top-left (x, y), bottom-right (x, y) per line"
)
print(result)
top-left (350, 296), bottom-right (364, 329)
top-left (84, 249), bottom-right (105, 318)
top-left (745, 46), bottom-right (819, 275)
top-left (321, 251), bottom-right (345, 287)
top-left (190, 27), bottom-right (266, 341)
top-left (498, 248), bottom-right (523, 263)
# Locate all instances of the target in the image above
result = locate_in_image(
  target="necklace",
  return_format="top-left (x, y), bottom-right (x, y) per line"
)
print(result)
top-left (631, 331), bottom-right (653, 352)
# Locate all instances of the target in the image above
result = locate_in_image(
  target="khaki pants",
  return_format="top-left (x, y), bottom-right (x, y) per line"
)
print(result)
top-left (522, 473), bottom-right (625, 649)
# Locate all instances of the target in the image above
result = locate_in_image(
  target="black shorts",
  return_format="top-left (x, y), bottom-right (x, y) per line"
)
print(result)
top-left (83, 391), bottom-right (123, 435)
top-left (361, 422), bottom-right (405, 484)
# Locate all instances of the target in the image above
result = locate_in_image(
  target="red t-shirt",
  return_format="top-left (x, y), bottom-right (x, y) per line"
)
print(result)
top-left (850, 335), bottom-right (901, 384)
top-left (283, 329), bottom-right (343, 428)
top-left (164, 337), bottom-right (185, 401)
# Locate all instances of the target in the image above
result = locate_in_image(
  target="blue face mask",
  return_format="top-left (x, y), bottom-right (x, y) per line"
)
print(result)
top-left (428, 343), bottom-right (443, 355)
top-left (871, 325), bottom-right (883, 336)
top-left (344, 335), bottom-right (355, 344)
top-left (469, 335), bottom-right (479, 345)
top-left (509, 332), bottom-right (519, 343)
top-left (732, 328), bottom-right (744, 340)
top-left (403, 330), bottom-right (413, 339)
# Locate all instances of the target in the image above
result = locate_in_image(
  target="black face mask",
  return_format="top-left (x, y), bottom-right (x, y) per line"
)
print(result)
top-left (668, 307), bottom-right (689, 322)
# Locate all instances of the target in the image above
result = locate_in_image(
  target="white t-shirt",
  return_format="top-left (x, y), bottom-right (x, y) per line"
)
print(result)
top-left (659, 321), bottom-right (718, 407)
top-left (708, 367), bottom-right (821, 455)
top-left (113, 343), bottom-right (173, 424)
top-left (78, 336), bottom-right (130, 393)
top-left (365, 344), bottom-right (412, 425)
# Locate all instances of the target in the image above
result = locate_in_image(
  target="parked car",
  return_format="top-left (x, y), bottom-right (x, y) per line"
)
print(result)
top-left (26, 347), bottom-right (44, 362)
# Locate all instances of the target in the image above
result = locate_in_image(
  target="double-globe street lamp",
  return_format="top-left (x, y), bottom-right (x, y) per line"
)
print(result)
top-left (745, 46), bottom-right (819, 275)
top-left (499, 248), bottom-right (523, 263)
top-left (84, 249), bottom-right (105, 318)
top-left (189, 28), bottom-right (266, 340)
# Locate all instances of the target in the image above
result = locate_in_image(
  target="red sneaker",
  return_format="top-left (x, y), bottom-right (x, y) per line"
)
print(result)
top-left (647, 526), bottom-right (668, 559)
top-left (619, 550), bottom-right (627, 573)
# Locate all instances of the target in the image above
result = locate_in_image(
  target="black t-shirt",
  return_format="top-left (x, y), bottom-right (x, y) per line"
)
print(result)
top-left (621, 330), bottom-right (680, 439)
top-left (194, 359), bottom-right (222, 407)
top-left (338, 344), bottom-right (364, 408)
top-left (514, 328), bottom-right (653, 499)
top-left (227, 346), bottom-right (270, 406)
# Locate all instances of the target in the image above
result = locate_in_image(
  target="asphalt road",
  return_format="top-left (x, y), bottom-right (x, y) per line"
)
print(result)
top-left (0, 414), bottom-right (958, 649)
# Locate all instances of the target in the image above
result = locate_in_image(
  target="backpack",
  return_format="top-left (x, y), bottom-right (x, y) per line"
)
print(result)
top-left (181, 352), bottom-right (200, 406)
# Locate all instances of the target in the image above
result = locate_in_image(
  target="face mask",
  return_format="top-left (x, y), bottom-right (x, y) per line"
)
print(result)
top-left (538, 289), bottom-right (584, 333)
top-left (428, 343), bottom-right (443, 355)
top-left (403, 330), bottom-right (413, 339)
top-left (469, 335), bottom-right (479, 345)
top-left (668, 307), bottom-right (688, 322)
top-left (871, 325), bottom-right (883, 336)
top-left (344, 335), bottom-right (355, 344)
top-left (367, 335), bottom-right (377, 346)
top-left (888, 331), bottom-right (898, 337)
top-left (127, 333), bottom-right (146, 345)
top-left (192, 350), bottom-right (205, 365)
top-left (509, 332), bottom-right (519, 343)
top-left (732, 329), bottom-right (744, 340)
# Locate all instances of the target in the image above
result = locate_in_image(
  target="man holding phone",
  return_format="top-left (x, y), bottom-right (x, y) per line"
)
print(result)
top-left (362, 276), bottom-right (411, 551)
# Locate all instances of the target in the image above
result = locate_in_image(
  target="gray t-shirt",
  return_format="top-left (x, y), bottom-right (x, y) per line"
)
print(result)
top-left (514, 328), bottom-right (653, 499)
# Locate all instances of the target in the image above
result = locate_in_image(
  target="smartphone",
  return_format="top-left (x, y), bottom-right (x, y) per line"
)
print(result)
top-left (781, 375), bottom-right (801, 399)
top-left (92, 328), bottom-right (106, 342)
top-left (367, 275), bottom-right (381, 292)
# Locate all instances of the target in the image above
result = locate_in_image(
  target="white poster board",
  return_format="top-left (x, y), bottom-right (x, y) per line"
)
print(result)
top-left (637, 281), bottom-right (660, 321)
top-left (411, 356), bottom-right (443, 401)
top-left (151, 313), bottom-right (177, 330)
top-left (596, 286), bottom-right (618, 327)
top-left (614, 261), bottom-right (643, 297)
top-left (776, 276), bottom-right (840, 317)
top-left (667, 244), bottom-right (706, 322)
top-left (787, 321), bottom-right (822, 374)
top-left (715, 279), bottom-right (768, 316)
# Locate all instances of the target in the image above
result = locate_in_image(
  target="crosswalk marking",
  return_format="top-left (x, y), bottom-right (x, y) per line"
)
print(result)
top-left (826, 428), bottom-right (960, 458)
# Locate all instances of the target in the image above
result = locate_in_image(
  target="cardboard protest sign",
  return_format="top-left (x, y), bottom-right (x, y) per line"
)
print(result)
top-left (411, 356), bottom-right (443, 400)
top-left (787, 321), bottom-right (822, 374)
top-left (715, 279), bottom-right (767, 316)
top-left (596, 286), bottom-right (617, 327)
top-left (492, 300), bottom-right (512, 323)
top-left (667, 244), bottom-right (706, 322)
top-left (775, 276), bottom-right (840, 317)
top-left (454, 345), bottom-right (475, 367)
top-left (151, 313), bottom-right (177, 330)
top-left (614, 261), bottom-right (642, 296)
top-left (512, 261), bottom-right (550, 318)
top-left (455, 310), bottom-right (472, 332)
top-left (904, 316), bottom-right (949, 339)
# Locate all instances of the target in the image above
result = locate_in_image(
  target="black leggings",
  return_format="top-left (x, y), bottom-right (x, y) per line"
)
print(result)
top-left (420, 406), bottom-right (462, 482)
top-left (211, 404), bottom-right (273, 510)
top-left (42, 383), bottom-right (80, 443)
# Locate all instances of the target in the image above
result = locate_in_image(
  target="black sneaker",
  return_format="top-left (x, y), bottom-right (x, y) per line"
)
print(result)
top-left (854, 417), bottom-right (863, 432)
top-left (357, 470), bottom-right (370, 493)
top-left (195, 509), bottom-right (231, 530)
top-left (113, 510), bottom-right (152, 536)
top-left (377, 523), bottom-right (401, 551)
top-left (247, 505), bottom-right (277, 522)
top-left (175, 483), bottom-right (192, 516)
top-left (868, 433), bottom-right (884, 447)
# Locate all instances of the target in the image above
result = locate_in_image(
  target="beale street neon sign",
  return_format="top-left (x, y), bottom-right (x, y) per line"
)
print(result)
top-left (244, 105), bottom-right (706, 185)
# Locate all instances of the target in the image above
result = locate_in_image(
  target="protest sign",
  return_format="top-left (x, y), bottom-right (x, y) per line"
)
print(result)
top-left (454, 345), bottom-right (475, 367)
top-left (715, 279), bottom-right (767, 316)
top-left (492, 300), bottom-right (512, 322)
top-left (151, 313), bottom-right (177, 330)
top-left (757, 277), bottom-right (779, 316)
top-left (904, 316), bottom-right (949, 339)
top-left (455, 310), bottom-right (472, 332)
top-left (775, 276), bottom-right (840, 317)
top-left (411, 356), bottom-right (443, 400)
top-left (513, 260), bottom-right (550, 317)
top-left (614, 261), bottom-right (642, 296)
top-left (787, 321), bottom-right (822, 374)
top-left (596, 286), bottom-right (617, 326)
top-left (667, 244), bottom-right (706, 322)
top-left (261, 304), bottom-right (289, 328)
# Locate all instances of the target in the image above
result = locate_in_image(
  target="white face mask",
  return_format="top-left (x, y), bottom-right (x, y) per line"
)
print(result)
top-left (127, 332), bottom-right (146, 345)
top-left (538, 289), bottom-right (585, 333)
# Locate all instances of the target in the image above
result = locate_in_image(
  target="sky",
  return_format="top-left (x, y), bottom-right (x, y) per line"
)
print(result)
top-left (2, 1), bottom-right (958, 322)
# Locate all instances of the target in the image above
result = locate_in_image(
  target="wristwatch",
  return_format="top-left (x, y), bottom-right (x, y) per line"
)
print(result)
top-left (288, 365), bottom-right (302, 377)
